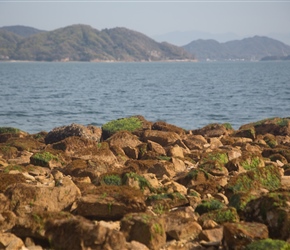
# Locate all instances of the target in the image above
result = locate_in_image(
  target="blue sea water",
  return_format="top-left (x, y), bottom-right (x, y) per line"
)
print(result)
top-left (0, 61), bottom-right (289, 134)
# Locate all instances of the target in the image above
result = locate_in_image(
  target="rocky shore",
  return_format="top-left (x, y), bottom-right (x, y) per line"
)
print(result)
top-left (1, 116), bottom-right (290, 250)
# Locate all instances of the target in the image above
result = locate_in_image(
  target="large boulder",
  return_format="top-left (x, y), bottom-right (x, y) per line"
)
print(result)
top-left (191, 123), bottom-right (233, 138)
top-left (120, 212), bottom-right (166, 250)
top-left (5, 177), bottom-right (81, 216)
top-left (46, 214), bottom-right (128, 250)
top-left (244, 191), bottom-right (290, 239)
top-left (142, 130), bottom-right (181, 147)
top-left (223, 222), bottom-right (268, 249)
top-left (239, 117), bottom-right (290, 137)
top-left (45, 123), bottom-right (102, 144)
top-left (73, 186), bottom-right (146, 220)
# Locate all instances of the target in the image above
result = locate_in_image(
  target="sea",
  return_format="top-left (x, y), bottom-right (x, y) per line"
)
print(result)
top-left (0, 61), bottom-right (289, 134)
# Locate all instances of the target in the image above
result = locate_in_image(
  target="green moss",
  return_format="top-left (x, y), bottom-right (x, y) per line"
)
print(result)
top-left (123, 172), bottom-right (154, 191)
top-left (222, 123), bottom-right (233, 130)
top-left (227, 164), bottom-right (281, 194)
top-left (195, 199), bottom-right (224, 215)
top-left (229, 192), bottom-right (258, 211)
top-left (157, 156), bottom-right (172, 161)
top-left (147, 192), bottom-right (186, 202)
top-left (241, 156), bottom-right (261, 170)
top-left (0, 127), bottom-right (20, 134)
top-left (30, 151), bottom-right (59, 167)
top-left (153, 223), bottom-right (164, 235)
top-left (199, 207), bottom-right (239, 224)
top-left (153, 204), bottom-right (165, 215)
top-left (101, 174), bottom-right (122, 186)
top-left (276, 118), bottom-right (289, 127)
top-left (201, 152), bottom-right (229, 165)
top-left (245, 238), bottom-right (290, 250)
top-left (186, 169), bottom-right (209, 180)
top-left (102, 116), bottom-right (142, 135)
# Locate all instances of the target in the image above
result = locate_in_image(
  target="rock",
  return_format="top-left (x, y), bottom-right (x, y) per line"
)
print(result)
top-left (198, 207), bottom-right (240, 225)
top-left (73, 186), bottom-right (146, 220)
top-left (244, 191), bottom-right (290, 239)
top-left (165, 213), bottom-right (202, 240)
top-left (223, 222), bottom-right (268, 249)
top-left (171, 157), bottom-right (187, 173)
top-left (167, 145), bottom-right (184, 158)
top-left (46, 214), bottom-right (127, 250)
top-left (240, 117), bottom-right (290, 136)
top-left (182, 134), bottom-right (208, 150)
top-left (199, 226), bottom-right (223, 246)
top-left (0, 211), bottom-right (16, 232)
top-left (120, 212), bottom-right (166, 250)
top-left (0, 173), bottom-right (26, 193)
top-left (107, 130), bottom-right (142, 149)
top-left (163, 181), bottom-right (187, 195)
top-left (191, 123), bottom-right (233, 138)
top-left (5, 176), bottom-right (81, 216)
top-left (152, 121), bottom-right (186, 135)
top-left (51, 136), bottom-right (97, 156)
top-left (44, 123), bottom-right (101, 144)
top-left (142, 130), bottom-right (181, 147)
top-left (146, 192), bottom-right (189, 213)
top-left (0, 232), bottom-right (25, 250)
top-left (147, 140), bottom-right (167, 156)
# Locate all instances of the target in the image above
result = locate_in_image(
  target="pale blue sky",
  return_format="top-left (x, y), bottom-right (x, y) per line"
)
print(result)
top-left (0, 1), bottom-right (289, 42)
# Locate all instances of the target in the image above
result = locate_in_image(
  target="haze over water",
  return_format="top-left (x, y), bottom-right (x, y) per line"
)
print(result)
top-left (1, 61), bottom-right (289, 134)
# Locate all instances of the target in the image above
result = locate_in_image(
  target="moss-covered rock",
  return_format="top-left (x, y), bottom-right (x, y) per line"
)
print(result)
top-left (198, 207), bottom-right (240, 225)
top-left (226, 164), bottom-right (281, 196)
top-left (223, 222), bottom-right (269, 249)
top-left (244, 192), bottom-right (290, 239)
top-left (102, 116), bottom-right (143, 140)
top-left (245, 238), bottom-right (290, 250)
top-left (195, 198), bottom-right (225, 215)
top-left (30, 151), bottom-right (60, 168)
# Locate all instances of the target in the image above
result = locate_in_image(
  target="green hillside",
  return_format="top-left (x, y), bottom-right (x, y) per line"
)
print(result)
top-left (0, 24), bottom-right (194, 62)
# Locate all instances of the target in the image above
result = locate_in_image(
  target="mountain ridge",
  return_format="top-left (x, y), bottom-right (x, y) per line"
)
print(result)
top-left (0, 24), bottom-right (194, 62)
top-left (182, 35), bottom-right (290, 61)
top-left (1, 25), bottom-right (290, 62)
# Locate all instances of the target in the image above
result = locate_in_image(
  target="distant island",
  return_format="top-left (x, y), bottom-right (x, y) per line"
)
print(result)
top-left (182, 36), bottom-right (290, 61)
top-left (1, 24), bottom-right (290, 62)
top-left (0, 24), bottom-right (194, 62)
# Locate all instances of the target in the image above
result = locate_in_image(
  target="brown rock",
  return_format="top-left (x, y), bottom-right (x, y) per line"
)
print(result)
top-left (147, 140), bottom-right (167, 156)
top-left (0, 211), bottom-right (16, 232)
top-left (142, 130), bottom-right (181, 147)
top-left (244, 191), bottom-right (290, 239)
top-left (0, 232), bottom-right (24, 250)
top-left (167, 145), bottom-right (184, 158)
top-left (74, 186), bottom-right (146, 220)
top-left (5, 177), bottom-right (81, 216)
top-left (152, 121), bottom-right (186, 135)
top-left (182, 134), bottom-right (207, 150)
top-left (223, 222), bottom-right (268, 250)
top-left (45, 123), bottom-right (102, 144)
top-left (46, 214), bottom-right (127, 250)
top-left (199, 226), bottom-right (223, 245)
top-left (121, 212), bottom-right (166, 250)
top-left (165, 213), bottom-right (202, 240)
top-left (191, 123), bottom-right (232, 138)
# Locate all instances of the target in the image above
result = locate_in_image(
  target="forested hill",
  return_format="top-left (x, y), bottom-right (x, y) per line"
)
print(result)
top-left (0, 24), bottom-right (194, 62)
top-left (182, 36), bottom-right (290, 61)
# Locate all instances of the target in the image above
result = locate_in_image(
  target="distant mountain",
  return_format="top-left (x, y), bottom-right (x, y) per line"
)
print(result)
top-left (152, 30), bottom-right (241, 46)
top-left (0, 24), bottom-right (194, 62)
top-left (0, 25), bottom-right (45, 37)
top-left (183, 36), bottom-right (290, 61)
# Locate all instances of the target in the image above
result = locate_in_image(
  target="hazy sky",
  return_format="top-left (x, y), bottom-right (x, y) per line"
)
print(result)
top-left (0, 0), bottom-right (289, 39)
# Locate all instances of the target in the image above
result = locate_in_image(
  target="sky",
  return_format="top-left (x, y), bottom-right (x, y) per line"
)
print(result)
top-left (0, 0), bottom-right (290, 44)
